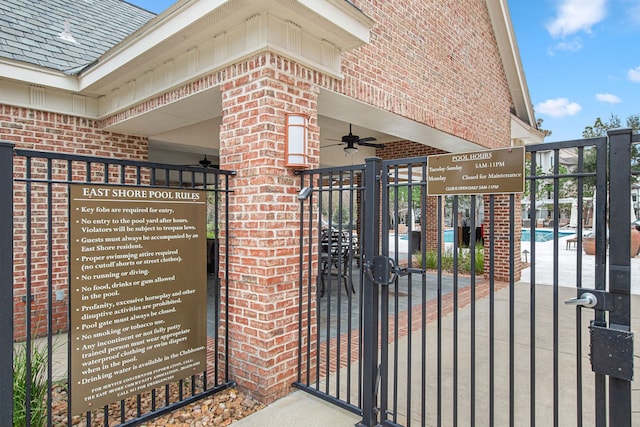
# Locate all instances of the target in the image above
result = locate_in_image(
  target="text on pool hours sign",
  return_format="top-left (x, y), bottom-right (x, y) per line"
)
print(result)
top-left (426, 147), bottom-right (525, 195)
top-left (69, 184), bottom-right (207, 415)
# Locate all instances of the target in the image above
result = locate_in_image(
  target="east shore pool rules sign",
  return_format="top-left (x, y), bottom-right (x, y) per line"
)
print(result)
top-left (69, 184), bottom-right (207, 414)
top-left (427, 146), bottom-right (525, 195)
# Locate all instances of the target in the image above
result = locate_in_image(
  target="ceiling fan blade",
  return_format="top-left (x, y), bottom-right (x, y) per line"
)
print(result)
top-left (357, 137), bottom-right (377, 143)
top-left (321, 142), bottom-right (345, 149)
top-left (358, 141), bottom-right (385, 149)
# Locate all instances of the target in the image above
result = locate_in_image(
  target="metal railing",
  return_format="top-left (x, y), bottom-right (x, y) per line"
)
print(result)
top-left (294, 129), bottom-right (637, 426)
top-left (1, 142), bottom-right (235, 426)
top-left (293, 164), bottom-right (366, 416)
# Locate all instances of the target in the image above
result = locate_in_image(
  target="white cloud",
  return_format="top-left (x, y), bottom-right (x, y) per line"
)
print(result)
top-left (629, 3), bottom-right (640, 26)
top-left (553, 38), bottom-right (583, 52)
top-left (536, 98), bottom-right (583, 118)
top-left (546, 0), bottom-right (608, 37)
top-left (629, 66), bottom-right (640, 82)
top-left (595, 93), bottom-right (621, 104)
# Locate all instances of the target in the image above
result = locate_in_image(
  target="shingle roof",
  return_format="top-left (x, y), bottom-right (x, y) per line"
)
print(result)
top-left (0, 0), bottom-right (156, 74)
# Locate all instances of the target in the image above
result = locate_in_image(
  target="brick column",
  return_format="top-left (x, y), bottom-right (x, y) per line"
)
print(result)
top-left (218, 55), bottom-right (319, 402)
top-left (489, 194), bottom-right (522, 281)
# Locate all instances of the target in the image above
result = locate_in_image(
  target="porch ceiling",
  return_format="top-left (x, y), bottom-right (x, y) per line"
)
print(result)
top-left (105, 87), bottom-right (481, 168)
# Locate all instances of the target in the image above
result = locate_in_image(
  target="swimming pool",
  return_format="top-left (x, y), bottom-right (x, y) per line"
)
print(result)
top-left (399, 228), bottom-right (576, 243)
top-left (438, 228), bottom-right (575, 242)
top-left (520, 228), bottom-right (575, 242)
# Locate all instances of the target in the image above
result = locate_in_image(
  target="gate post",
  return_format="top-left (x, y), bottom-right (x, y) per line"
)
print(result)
top-left (606, 128), bottom-right (633, 426)
top-left (0, 141), bottom-right (14, 426)
top-left (358, 157), bottom-right (382, 427)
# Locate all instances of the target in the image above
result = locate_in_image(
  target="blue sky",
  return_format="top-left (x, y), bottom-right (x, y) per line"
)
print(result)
top-left (128, 0), bottom-right (640, 142)
top-left (509, 0), bottom-right (640, 141)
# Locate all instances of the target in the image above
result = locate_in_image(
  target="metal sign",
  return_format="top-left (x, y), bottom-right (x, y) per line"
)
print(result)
top-left (69, 184), bottom-right (207, 415)
top-left (427, 146), bottom-right (525, 195)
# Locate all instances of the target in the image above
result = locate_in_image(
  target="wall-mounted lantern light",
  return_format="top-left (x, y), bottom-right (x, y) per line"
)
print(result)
top-left (284, 113), bottom-right (310, 169)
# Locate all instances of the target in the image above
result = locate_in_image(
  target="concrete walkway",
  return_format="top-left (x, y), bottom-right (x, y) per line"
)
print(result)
top-left (234, 237), bottom-right (640, 426)
top-left (235, 292), bottom-right (640, 427)
top-left (232, 390), bottom-right (360, 427)
top-left (520, 234), bottom-right (640, 293)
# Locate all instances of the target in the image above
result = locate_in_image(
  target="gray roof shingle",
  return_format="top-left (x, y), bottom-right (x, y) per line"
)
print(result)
top-left (0, 0), bottom-right (157, 73)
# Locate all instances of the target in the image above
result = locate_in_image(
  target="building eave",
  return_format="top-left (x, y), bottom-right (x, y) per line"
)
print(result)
top-left (0, 0), bottom-right (374, 123)
top-left (78, 0), bottom-right (374, 95)
top-left (486, 0), bottom-right (536, 128)
top-left (0, 58), bottom-right (79, 92)
top-left (511, 113), bottom-right (545, 146)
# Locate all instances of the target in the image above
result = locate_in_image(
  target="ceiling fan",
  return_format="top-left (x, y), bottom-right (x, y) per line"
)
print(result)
top-left (323, 124), bottom-right (385, 154)
top-left (183, 155), bottom-right (216, 168)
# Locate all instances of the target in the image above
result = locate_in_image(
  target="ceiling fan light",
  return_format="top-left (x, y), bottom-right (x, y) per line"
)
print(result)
top-left (344, 146), bottom-right (358, 155)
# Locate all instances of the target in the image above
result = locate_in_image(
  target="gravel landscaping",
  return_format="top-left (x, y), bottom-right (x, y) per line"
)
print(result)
top-left (52, 384), bottom-right (264, 426)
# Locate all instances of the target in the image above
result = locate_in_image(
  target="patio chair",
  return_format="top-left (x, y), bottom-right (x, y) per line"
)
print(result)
top-left (318, 230), bottom-right (356, 297)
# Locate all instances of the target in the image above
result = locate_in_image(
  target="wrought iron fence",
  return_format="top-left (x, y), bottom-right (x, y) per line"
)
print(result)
top-left (1, 142), bottom-right (235, 426)
top-left (294, 129), bottom-right (638, 427)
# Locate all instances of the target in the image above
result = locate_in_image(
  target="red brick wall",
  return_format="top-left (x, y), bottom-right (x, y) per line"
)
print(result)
top-left (1, 106), bottom-right (148, 157)
top-left (1, 105), bottom-right (148, 340)
top-left (217, 54), bottom-right (320, 402)
top-left (485, 194), bottom-right (523, 281)
top-left (337, 0), bottom-right (512, 148)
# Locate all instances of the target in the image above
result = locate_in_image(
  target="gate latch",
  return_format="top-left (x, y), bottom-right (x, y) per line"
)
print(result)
top-left (589, 323), bottom-right (634, 381)
top-left (365, 256), bottom-right (407, 286)
top-left (564, 292), bottom-right (597, 308)
top-left (565, 290), bottom-right (634, 381)
top-left (563, 288), bottom-right (613, 311)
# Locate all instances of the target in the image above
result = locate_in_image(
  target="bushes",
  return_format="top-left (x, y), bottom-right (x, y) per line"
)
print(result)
top-left (13, 342), bottom-right (49, 427)
top-left (414, 245), bottom-right (484, 275)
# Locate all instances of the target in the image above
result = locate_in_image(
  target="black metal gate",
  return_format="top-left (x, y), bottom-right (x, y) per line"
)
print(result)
top-left (295, 129), bottom-right (638, 426)
top-left (0, 142), bottom-right (235, 426)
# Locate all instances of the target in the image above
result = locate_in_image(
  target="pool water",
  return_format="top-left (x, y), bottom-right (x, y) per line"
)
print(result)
top-left (399, 228), bottom-right (576, 243)
top-left (520, 228), bottom-right (575, 242)
top-left (438, 228), bottom-right (575, 242)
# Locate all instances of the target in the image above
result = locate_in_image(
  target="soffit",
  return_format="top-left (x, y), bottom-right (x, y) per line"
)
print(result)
top-left (511, 114), bottom-right (545, 146)
top-left (318, 90), bottom-right (481, 155)
top-left (79, 0), bottom-right (374, 95)
top-left (106, 86), bottom-right (222, 137)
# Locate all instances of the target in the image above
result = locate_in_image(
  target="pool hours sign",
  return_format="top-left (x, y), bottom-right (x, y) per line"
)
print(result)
top-left (427, 147), bottom-right (525, 195)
